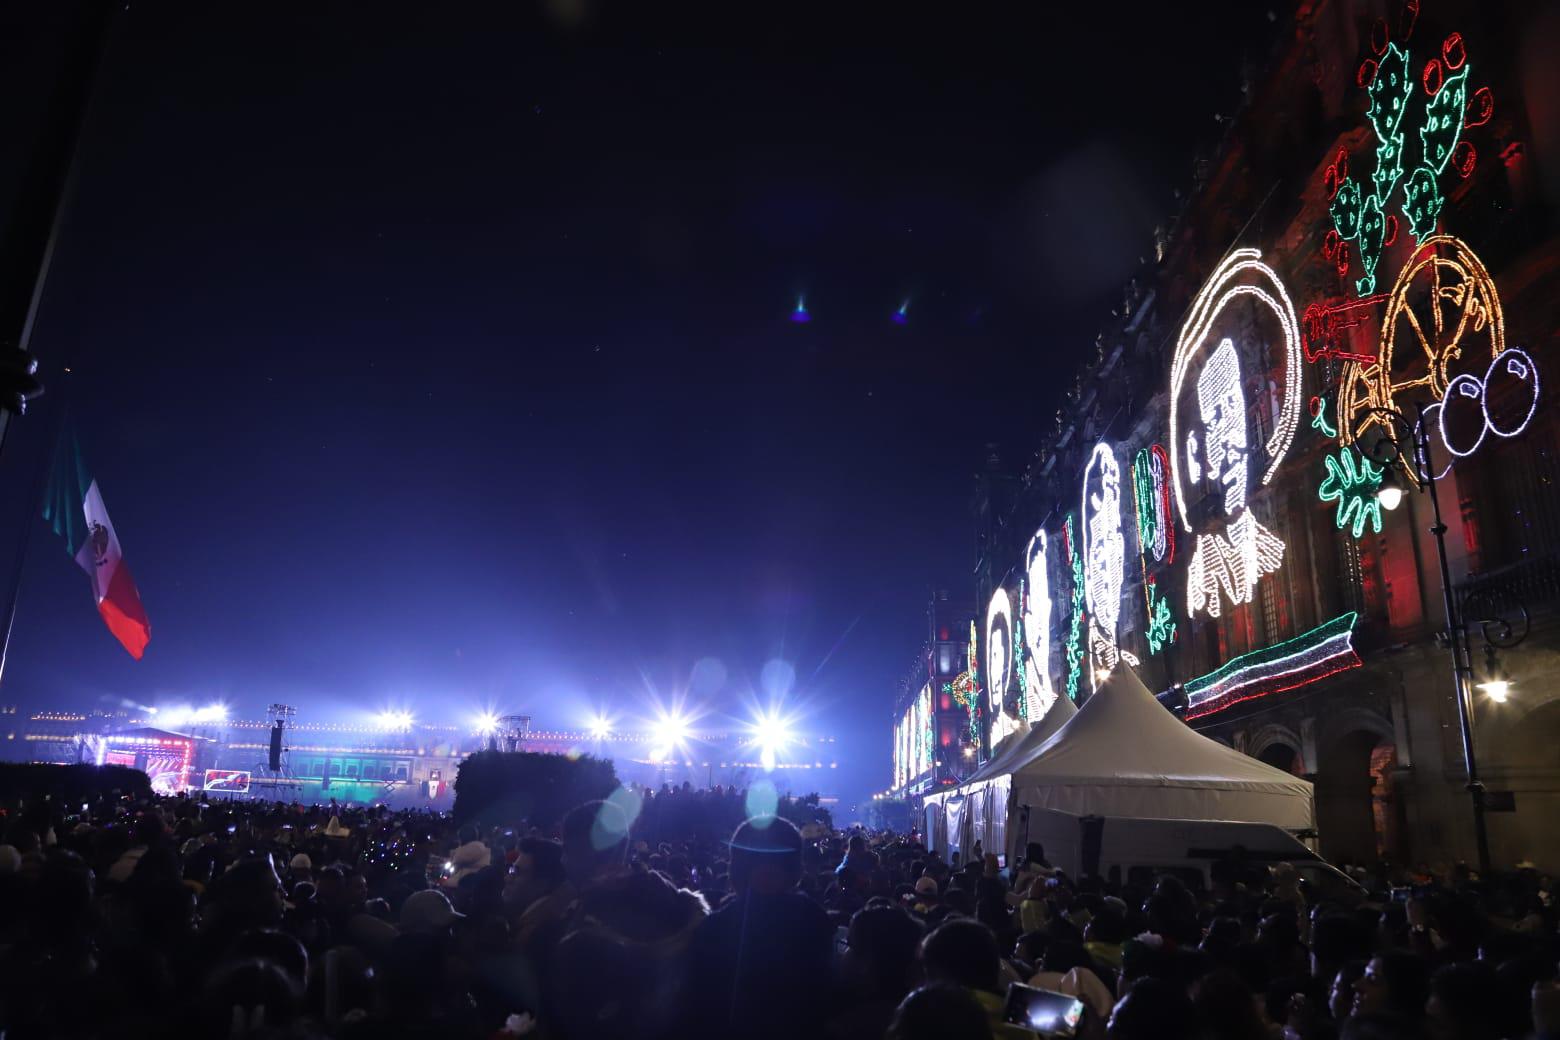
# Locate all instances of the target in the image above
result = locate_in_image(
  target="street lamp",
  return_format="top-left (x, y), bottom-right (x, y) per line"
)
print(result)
top-left (1365, 403), bottom-right (1528, 878)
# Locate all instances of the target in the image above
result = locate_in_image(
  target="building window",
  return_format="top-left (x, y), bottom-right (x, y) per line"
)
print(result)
top-left (939, 645), bottom-right (952, 675)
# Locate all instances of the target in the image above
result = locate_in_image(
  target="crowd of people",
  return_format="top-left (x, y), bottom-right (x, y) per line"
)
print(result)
top-left (0, 782), bottom-right (1556, 1039)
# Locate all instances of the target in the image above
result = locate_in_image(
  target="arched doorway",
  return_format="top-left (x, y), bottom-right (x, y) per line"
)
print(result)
top-left (1315, 727), bottom-right (1397, 864)
top-left (1258, 742), bottom-right (1302, 775)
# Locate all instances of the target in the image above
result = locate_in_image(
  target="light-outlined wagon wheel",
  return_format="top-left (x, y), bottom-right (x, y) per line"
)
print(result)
top-left (1338, 235), bottom-right (1505, 447)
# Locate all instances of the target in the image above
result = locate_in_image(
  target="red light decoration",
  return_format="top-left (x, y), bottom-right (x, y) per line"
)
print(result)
top-left (1465, 87), bottom-right (1494, 128)
top-left (1422, 58), bottom-right (1443, 96)
top-left (1441, 32), bottom-right (1465, 69)
top-left (1452, 141), bottom-right (1477, 178)
top-left (1383, 213), bottom-right (1399, 247)
top-left (1370, 18), bottom-right (1390, 55)
top-left (1357, 59), bottom-right (1378, 90)
top-left (1302, 296), bottom-right (1385, 364)
top-left (1501, 142), bottom-right (1524, 167)
top-left (1336, 240), bottom-right (1352, 276)
top-left (1399, 0), bottom-right (1420, 41)
top-left (1322, 229), bottom-right (1340, 260)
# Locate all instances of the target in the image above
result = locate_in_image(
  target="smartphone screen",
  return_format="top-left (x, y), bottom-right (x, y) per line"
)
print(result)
top-left (1003, 983), bottom-right (1085, 1038)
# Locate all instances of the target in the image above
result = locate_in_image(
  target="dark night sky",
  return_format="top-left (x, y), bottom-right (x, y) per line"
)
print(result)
top-left (0, 1), bottom-right (1277, 805)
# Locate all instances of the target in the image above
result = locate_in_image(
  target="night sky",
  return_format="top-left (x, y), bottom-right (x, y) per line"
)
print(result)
top-left (0, 1), bottom-right (1277, 805)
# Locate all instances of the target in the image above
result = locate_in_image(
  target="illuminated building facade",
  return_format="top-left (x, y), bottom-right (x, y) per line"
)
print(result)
top-left (891, 590), bottom-right (976, 796)
top-left (933, 0), bottom-right (1560, 868)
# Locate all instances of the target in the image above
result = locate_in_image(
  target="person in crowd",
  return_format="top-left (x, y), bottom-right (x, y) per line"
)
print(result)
top-left (681, 814), bottom-right (833, 1038)
top-left (0, 784), bottom-right (1553, 1040)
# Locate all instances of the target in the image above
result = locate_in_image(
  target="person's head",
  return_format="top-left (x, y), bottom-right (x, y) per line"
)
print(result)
top-left (728, 816), bottom-right (803, 896)
top-left (887, 982), bottom-right (994, 1040)
top-left (199, 958), bottom-right (302, 1036)
top-left (399, 889), bottom-right (464, 936)
top-left (1312, 913), bottom-right (1370, 979)
top-left (230, 928), bottom-right (309, 989)
top-left (561, 800), bottom-right (630, 886)
top-left (457, 824), bottom-right (479, 845)
top-left (1353, 951), bottom-right (1430, 1020)
top-left (1108, 977), bottom-right (1196, 1040)
top-left (1191, 970), bottom-right (1267, 1040)
top-left (1426, 961), bottom-right (1501, 1040)
top-left (921, 918), bottom-right (1001, 994)
top-left (845, 905), bottom-right (924, 1000)
top-left (1330, 959), bottom-right (1368, 1022)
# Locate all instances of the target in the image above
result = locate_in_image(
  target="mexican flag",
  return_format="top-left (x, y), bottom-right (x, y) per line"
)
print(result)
top-left (43, 435), bottom-right (151, 659)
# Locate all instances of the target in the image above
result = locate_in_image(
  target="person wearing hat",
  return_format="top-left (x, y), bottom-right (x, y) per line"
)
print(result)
top-left (913, 875), bottom-right (941, 915)
top-left (678, 815), bottom-right (834, 1039)
top-left (288, 852), bottom-right (313, 885)
top-left (400, 889), bottom-right (465, 936)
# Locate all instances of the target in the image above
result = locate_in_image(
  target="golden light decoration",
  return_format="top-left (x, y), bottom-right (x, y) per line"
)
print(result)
top-left (1337, 235), bottom-right (1505, 447)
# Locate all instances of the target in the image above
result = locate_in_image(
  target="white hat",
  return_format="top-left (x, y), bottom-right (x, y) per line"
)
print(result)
top-left (289, 853), bottom-right (313, 871)
top-left (400, 889), bottom-right (464, 934)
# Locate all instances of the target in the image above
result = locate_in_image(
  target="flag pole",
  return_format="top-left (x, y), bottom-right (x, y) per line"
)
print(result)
top-left (0, 387), bottom-right (67, 690)
top-left (0, 1), bottom-right (117, 454)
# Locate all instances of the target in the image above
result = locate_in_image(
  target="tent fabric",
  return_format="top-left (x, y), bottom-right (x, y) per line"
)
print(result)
top-left (963, 696), bottom-right (1079, 786)
top-left (1009, 667), bottom-right (1314, 830)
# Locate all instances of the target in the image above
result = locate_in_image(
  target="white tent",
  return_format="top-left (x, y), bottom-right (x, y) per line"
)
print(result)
top-left (923, 696), bottom-right (1078, 860)
top-left (1008, 666), bottom-right (1314, 831)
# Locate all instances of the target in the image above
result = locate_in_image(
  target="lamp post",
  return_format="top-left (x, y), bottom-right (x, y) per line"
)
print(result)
top-left (1365, 403), bottom-right (1527, 878)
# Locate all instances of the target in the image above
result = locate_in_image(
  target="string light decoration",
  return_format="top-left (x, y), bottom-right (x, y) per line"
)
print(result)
top-left (1310, 396), bottom-right (1340, 438)
top-left (1185, 613), bottom-right (1361, 719)
top-left (1083, 442), bottom-right (1138, 691)
top-left (1145, 580), bottom-right (1177, 655)
top-left (1132, 447), bottom-right (1178, 656)
top-left (1132, 446), bottom-right (1174, 564)
top-left (1062, 515), bottom-right (1086, 702)
top-left (1337, 235), bottom-right (1507, 447)
top-left (1021, 531), bottom-right (1059, 724)
top-left (1319, 446), bottom-right (1385, 538)
top-left (1169, 250), bottom-right (1301, 620)
top-left (1301, 295), bottom-right (1388, 364)
top-left (944, 620), bottom-right (982, 744)
top-left (985, 587), bottom-right (1022, 747)
top-left (1170, 249), bottom-right (1302, 516)
top-left (918, 685), bottom-right (933, 779)
top-left (1323, 22), bottom-right (1491, 295)
top-left (1175, 332), bottom-right (1290, 620)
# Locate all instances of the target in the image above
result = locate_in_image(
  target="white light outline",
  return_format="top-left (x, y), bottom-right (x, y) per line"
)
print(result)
top-left (1021, 530), bottom-right (1058, 724)
top-left (1439, 373), bottom-right (1489, 458)
top-left (1082, 442), bottom-right (1135, 692)
top-left (1172, 274), bottom-right (1294, 620)
top-left (1169, 249), bottom-right (1302, 533)
top-left (1483, 347), bottom-right (1540, 439)
top-left (985, 587), bottom-right (1020, 746)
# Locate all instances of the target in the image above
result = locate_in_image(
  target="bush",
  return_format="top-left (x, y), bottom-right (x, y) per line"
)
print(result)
top-left (0, 762), bottom-right (151, 803)
top-left (452, 750), bottom-right (618, 828)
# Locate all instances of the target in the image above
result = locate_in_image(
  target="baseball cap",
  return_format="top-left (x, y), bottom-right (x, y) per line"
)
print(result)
top-left (914, 876), bottom-right (939, 897)
top-left (400, 889), bottom-right (464, 934)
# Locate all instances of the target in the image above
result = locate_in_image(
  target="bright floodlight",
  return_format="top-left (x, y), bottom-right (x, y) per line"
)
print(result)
top-left (752, 710), bottom-right (794, 772)
top-left (377, 711), bottom-right (414, 731)
top-left (158, 707), bottom-right (193, 728)
top-left (192, 704), bottom-right (228, 724)
top-left (588, 715), bottom-right (611, 740)
top-left (651, 712), bottom-right (690, 747)
top-left (475, 712), bottom-right (500, 735)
